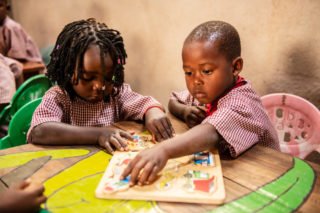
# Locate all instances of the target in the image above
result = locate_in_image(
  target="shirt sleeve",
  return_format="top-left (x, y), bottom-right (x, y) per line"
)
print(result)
top-left (117, 84), bottom-right (164, 121)
top-left (202, 92), bottom-right (264, 158)
top-left (0, 57), bottom-right (15, 104)
top-left (4, 18), bottom-right (42, 62)
top-left (170, 90), bottom-right (201, 106)
top-left (27, 87), bottom-right (68, 142)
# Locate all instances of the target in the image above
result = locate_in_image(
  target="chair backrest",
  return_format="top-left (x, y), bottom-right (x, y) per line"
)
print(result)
top-left (0, 74), bottom-right (51, 127)
top-left (10, 74), bottom-right (51, 114)
top-left (261, 93), bottom-right (320, 159)
top-left (0, 98), bottom-right (42, 149)
top-left (0, 105), bottom-right (11, 126)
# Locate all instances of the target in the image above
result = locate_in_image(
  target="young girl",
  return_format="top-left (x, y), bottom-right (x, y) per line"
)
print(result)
top-left (121, 20), bottom-right (280, 186)
top-left (27, 18), bottom-right (174, 153)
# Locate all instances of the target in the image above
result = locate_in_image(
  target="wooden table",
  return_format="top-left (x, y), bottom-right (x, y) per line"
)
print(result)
top-left (23, 61), bottom-right (46, 79)
top-left (0, 117), bottom-right (319, 212)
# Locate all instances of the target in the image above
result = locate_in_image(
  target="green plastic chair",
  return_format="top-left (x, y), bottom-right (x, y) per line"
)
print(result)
top-left (0, 105), bottom-right (11, 127)
top-left (0, 98), bottom-right (42, 149)
top-left (0, 74), bottom-right (51, 127)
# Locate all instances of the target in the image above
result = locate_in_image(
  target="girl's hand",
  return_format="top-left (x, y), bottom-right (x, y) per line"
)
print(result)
top-left (145, 108), bottom-right (175, 142)
top-left (120, 145), bottom-right (168, 186)
top-left (183, 106), bottom-right (206, 128)
top-left (98, 127), bottom-right (133, 154)
top-left (0, 180), bottom-right (47, 213)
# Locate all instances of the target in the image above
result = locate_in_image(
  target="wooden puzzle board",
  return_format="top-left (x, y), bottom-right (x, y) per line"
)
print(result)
top-left (95, 149), bottom-right (226, 204)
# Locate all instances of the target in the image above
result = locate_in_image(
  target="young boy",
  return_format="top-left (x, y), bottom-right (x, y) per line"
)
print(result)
top-left (121, 21), bottom-right (280, 186)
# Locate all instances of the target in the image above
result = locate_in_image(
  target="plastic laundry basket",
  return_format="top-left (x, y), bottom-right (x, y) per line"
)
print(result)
top-left (261, 93), bottom-right (320, 159)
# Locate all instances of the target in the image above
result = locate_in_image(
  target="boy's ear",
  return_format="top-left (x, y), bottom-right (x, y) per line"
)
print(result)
top-left (232, 57), bottom-right (243, 76)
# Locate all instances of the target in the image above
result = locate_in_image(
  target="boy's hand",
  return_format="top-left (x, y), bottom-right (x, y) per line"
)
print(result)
top-left (145, 107), bottom-right (175, 142)
top-left (0, 180), bottom-right (47, 213)
top-left (98, 127), bottom-right (133, 154)
top-left (183, 106), bottom-right (206, 128)
top-left (121, 145), bottom-right (169, 186)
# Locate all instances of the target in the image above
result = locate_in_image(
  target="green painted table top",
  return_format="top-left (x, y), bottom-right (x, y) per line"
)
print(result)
top-left (0, 121), bottom-right (319, 212)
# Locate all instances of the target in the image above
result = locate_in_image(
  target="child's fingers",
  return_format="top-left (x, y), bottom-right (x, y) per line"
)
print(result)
top-left (157, 124), bottom-right (170, 141)
top-left (154, 120), bottom-right (170, 141)
top-left (36, 195), bottom-right (47, 205)
top-left (30, 184), bottom-right (45, 196)
top-left (109, 136), bottom-right (125, 151)
top-left (121, 156), bottom-right (145, 186)
top-left (12, 179), bottom-right (30, 190)
top-left (193, 107), bottom-right (206, 117)
top-left (162, 118), bottom-right (175, 138)
top-left (196, 105), bottom-right (207, 112)
top-left (103, 141), bottom-right (115, 154)
top-left (119, 130), bottom-right (134, 140)
top-left (137, 161), bottom-right (154, 185)
top-left (147, 125), bottom-right (161, 142)
top-left (147, 165), bottom-right (160, 183)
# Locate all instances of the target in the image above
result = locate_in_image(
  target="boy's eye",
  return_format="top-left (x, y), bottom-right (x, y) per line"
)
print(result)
top-left (202, 70), bottom-right (213, 75)
top-left (184, 71), bottom-right (192, 76)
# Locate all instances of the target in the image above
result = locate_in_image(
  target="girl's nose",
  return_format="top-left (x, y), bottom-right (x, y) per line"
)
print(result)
top-left (93, 80), bottom-right (104, 91)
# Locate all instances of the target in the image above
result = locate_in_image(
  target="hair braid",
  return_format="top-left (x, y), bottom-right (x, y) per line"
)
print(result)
top-left (47, 18), bottom-right (127, 100)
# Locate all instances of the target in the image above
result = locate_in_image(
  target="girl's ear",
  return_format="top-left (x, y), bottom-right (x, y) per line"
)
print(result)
top-left (232, 57), bottom-right (243, 76)
top-left (71, 73), bottom-right (77, 84)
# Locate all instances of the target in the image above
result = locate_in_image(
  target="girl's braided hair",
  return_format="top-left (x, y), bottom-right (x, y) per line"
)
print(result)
top-left (47, 18), bottom-right (127, 100)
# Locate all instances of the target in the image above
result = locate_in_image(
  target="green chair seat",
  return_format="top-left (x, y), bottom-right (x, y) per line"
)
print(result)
top-left (0, 98), bottom-right (42, 149)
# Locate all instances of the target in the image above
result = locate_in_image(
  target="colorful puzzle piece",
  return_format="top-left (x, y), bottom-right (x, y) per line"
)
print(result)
top-left (193, 151), bottom-right (215, 166)
top-left (127, 132), bottom-right (154, 151)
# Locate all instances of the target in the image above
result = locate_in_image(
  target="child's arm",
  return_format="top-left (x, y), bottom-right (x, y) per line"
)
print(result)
top-left (121, 123), bottom-right (220, 185)
top-left (144, 107), bottom-right (175, 142)
top-left (168, 99), bottom-right (206, 128)
top-left (30, 122), bottom-right (133, 154)
top-left (0, 180), bottom-right (47, 213)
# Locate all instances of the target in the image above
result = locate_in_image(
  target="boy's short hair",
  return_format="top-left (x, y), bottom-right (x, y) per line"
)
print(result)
top-left (184, 21), bottom-right (241, 61)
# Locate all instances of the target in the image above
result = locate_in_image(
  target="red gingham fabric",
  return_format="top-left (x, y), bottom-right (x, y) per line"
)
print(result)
top-left (27, 83), bottom-right (163, 142)
top-left (170, 90), bottom-right (202, 106)
top-left (171, 81), bottom-right (279, 158)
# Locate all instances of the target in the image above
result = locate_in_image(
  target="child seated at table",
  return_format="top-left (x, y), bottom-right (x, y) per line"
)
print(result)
top-left (0, 54), bottom-right (15, 111)
top-left (0, 0), bottom-right (42, 63)
top-left (27, 18), bottom-right (174, 154)
top-left (121, 20), bottom-right (280, 186)
top-left (0, 179), bottom-right (47, 212)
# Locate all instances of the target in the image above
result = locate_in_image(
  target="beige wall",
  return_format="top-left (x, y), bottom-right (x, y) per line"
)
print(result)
top-left (12, 0), bottom-right (320, 108)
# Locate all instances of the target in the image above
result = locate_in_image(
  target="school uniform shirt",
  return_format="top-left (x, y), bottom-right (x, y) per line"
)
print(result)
top-left (170, 79), bottom-right (280, 158)
top-left (0, 16), bottom-right (42, 62)
top-left (0, 55), bottom-right (15, 104)
top-left (170, 90), bottom-right (202, 106)
top-left (27, 83), bottom-right (163, 143)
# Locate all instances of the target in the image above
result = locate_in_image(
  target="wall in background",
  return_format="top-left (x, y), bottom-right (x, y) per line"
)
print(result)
top-left (12, 0), bottom-right (320, 108)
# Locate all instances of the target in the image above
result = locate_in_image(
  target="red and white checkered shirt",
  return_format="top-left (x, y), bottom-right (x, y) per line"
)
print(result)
top-left (27, 83), bottom-right (163, 142)
top-left (170, 90), bottom-right (202, 106)
top-left (171, 82), bottom-right (280, 158)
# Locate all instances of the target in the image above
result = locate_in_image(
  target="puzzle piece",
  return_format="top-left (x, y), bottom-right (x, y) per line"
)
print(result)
top-left (127, 132), bottom-right (154, 151)
top-left (193, 151), bottom-right (215, 166)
